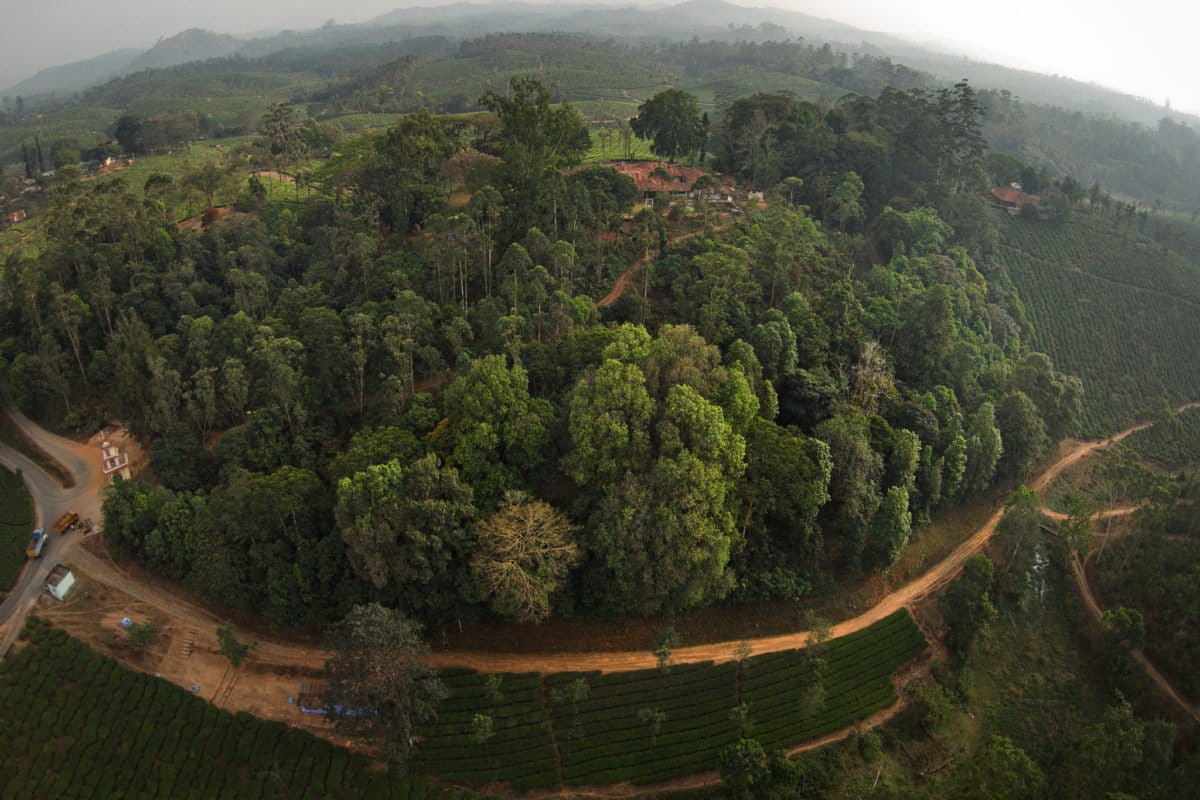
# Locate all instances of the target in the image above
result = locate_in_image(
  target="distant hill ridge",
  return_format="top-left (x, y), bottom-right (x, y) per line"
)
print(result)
top-left (0, 0), bottom-right (1188, 129)
top-left (122, 29), bottom-right (241, 73)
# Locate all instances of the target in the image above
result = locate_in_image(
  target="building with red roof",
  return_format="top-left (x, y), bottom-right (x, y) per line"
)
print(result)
top-left (602, 161), bottom-right (732, 204)
top-left (990, 183), bottom-right (1039, 214)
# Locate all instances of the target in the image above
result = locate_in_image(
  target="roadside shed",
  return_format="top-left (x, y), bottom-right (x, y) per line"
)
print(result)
top-left (45, 564), bottom-right (75, 601)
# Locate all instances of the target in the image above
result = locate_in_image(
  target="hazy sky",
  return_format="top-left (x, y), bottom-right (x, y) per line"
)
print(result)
top-left (2, 0), bottom-right (1198, 113)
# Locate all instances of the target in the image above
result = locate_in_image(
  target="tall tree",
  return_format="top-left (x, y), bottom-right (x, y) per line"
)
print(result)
top-left (471, 498), bottom-right (581, 623)
top-left (996, 390), bottom-right (1048, 480)
top-left (335, 454), bottom-right (476, 618)
top-left (630, 89), bottom-right (708, 162)
top-left (829, 171), bottom-right (864, 231)
top-left (479, 77), bottom-right (590, 238)
top-left (589, 384), bottom-right (746, 614)
top-left (960, 402), bottom-right (1002, 498)
top-left (260, 102), bottom-right (304, 180)
top-left (440, 355), bottom-right (554, 505)
top-left (568, 359), bottom-right (654, 486)
top-left (324, 604), bottom-right (447, 763)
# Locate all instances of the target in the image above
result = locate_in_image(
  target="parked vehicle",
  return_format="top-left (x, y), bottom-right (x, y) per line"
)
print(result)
top-left (26, 528), bottom-right (47, 559)
top-left (52, 511), bottom-right (79, 534)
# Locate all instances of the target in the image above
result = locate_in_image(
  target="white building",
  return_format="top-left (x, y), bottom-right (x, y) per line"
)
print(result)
top-left (100, 439), bottom-right (130, 483)
top-left (45, 564), bottom-right (75, 601)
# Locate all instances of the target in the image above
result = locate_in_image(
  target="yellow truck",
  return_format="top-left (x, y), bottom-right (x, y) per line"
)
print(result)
top-left (52, 511), bottom-right (80, 534)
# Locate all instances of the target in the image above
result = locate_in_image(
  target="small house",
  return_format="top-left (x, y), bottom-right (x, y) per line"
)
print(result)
top-left (990, 183), bottom-right (1039, 214)
top-left (45, 564), bottom-right (75, 601)
top-left (4, 209), bottom-right (26, 225)
top-left (100, 439), bottom-right (131, 483)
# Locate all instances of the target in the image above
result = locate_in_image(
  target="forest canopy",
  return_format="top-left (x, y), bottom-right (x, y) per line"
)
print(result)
top-left (1, 76), bottom-right (1081, 630)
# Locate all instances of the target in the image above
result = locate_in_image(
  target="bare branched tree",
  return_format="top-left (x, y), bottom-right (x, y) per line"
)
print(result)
top-left (471, 499), bottom-right (580, 624)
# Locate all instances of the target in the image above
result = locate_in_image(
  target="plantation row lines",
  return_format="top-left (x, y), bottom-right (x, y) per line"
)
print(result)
top-left (0, 615), bottom-right (924, 796)
top-left (0, 618), bottom-right (496, 800)
top-left (1126, 406), bottom-right (1200, 467)
top-left (996, 238), bottom-right (1200, 437)
top-left (1000, 214), bottom-right (1200, 304)
top-left (409, 610), bottom-right (927, 789)
top-left (0, 466), bottom-right (34, 592)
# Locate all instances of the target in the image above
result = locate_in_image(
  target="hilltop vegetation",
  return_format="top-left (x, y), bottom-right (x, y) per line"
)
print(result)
top-left (7, 13), bottom-right (1200, 792)
top-left (4, 18), bottom-right (1199, 215)
top-left (0, 75), bottom-right (1084, 637)
top-left (0, 466), bottom-right (33, 592)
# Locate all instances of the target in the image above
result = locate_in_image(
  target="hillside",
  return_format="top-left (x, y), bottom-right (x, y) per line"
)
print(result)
top-left (4, 22), bottom-right (1200, 796)
top-left (988, 211), bottom-right (1200, 436)
top-left (4, 0), bottom-right (1186, 132)
top-left (122, 29), bottom-right (241, 73)
top-left (2, 48), bottom-right (143, 97)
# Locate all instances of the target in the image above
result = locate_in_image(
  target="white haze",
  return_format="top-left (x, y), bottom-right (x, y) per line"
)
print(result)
top-left (787, 0), bottom-right (1200, 113)
top-left (1, 0), bottom-right (1196, 114)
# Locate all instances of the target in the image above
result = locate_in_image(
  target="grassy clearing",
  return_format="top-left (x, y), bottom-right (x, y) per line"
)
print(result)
top-left (572, 98), bottom-right (640, 122)
top-left (0, 466), bottom-right (33, 592)
top-left (0, 618), bottom-right (495, 800)
top-left (1040, 453), bottom-right (1118, 514)
top-left (322, 113), bottom-right (407, 134)
top-left (412, 610), bottom-right (926, 788)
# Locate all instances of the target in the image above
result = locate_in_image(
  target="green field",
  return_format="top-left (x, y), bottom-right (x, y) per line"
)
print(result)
top-left (993, 212), bottom-right (1200, 436)
top-left (0, 466), bottom-right (34, 592)
top-left (0, 618), bottom-right (494, 800)
top-left (410, 610), bottom-right (926, 788)
top-left (582, 129), bottom-right (658, 163)
top-left (0, 613), bottom-right (924, 795)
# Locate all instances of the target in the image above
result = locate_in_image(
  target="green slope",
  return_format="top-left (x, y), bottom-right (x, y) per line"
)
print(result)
top-left (0, 619), bottom-right (493, 800)
top-left (990, 212), bottom-right (1200, 436)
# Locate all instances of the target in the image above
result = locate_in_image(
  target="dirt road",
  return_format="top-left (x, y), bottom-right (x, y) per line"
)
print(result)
top-left (596, 225), bottom-right (722, 309)
top-left (0, 401), bottom-right (107, 655)
top-left (1037, 477), bottom-right (1200, 722)
top-left (3, 388), bottom-right (1197, 795)
top-left (4, 399), bottom-right (1197, 678)
top-left (427, 409), bottom-right (1197, 673)
top-left (1067, 548), bottom-right (1200, 723)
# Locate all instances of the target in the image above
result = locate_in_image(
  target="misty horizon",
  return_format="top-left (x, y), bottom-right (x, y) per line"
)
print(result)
top-left (1, 0), bottom-right (1196, 116)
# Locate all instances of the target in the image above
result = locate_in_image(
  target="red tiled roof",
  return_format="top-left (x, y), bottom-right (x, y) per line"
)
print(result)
top-left (603, 161), bottom-right (716, 194)
top-left (991, 186), bottom-right (1038, 207)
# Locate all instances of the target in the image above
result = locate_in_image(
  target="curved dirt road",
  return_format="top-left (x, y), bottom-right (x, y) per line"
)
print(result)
top-left (1068, 547), bottom-right (1200, 722)
top-left (3, 400), bottom-right (1196, 677)
top-left (430, 407), bottom-right (1198, 672)
top-left (1042, 502), bottom-right (1200, 723)
top-left (0, 402), bottom-right (106, 654)
top-left (3, 392), bottom-right (1198, 795)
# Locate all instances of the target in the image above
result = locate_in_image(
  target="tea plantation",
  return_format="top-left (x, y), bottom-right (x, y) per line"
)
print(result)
top-left (0, 466), bottom-right (33, 592)
top-left (993, 213), bottom-right (1200, 436)
top-left (411, 609), bottom-right (927, 788)
top-left (0, 618), bottom-right (493, 800)
top-left (0, 613), bottom-right (924, 795)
